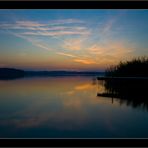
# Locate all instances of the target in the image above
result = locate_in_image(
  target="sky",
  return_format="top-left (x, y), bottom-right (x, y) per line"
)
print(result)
top-left (0, 9), bottom-right (148, 71)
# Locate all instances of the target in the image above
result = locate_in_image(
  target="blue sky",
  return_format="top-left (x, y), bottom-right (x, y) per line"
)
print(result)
top-left (0, 10), bottom-right (148, 71)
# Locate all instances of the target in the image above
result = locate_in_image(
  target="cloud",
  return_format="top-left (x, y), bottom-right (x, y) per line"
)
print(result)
top-left (0, 19), bottom-right (83, 29)
top-left (21, 30), bottom-right (89, 36)
top-left (87, 44), bottom-right (106, 55)
top-left (47, 19), bottom-right (84, 25)
top-left (86, 39), bottom-right (135, 67)
top-left (86, 12), bottom-right (127, 47)
top-left (74, 59), bottom-right (96, 65)
top-left (29, 26), bottom-right (87, 31)
top-left (1, 16), bottom-right (134, 69)
top-left (62, 38), bottom-right (84, 50)
top-left (101, 12), bottom-right (127, 36)
top-left (56, 52), bottom-right (96, 65)
top-left (9, 31), bottom-right (53, 51)
top-left (0, 21), bottom-right (45, 30)
top-left (0, 19), bottom-right (89, 37)
top-left (16, 21), bottom-right (46, 27)
top-left (56, 52), bottom-right (78, 58)
top-left (101, 17), bottom-right (116, 36)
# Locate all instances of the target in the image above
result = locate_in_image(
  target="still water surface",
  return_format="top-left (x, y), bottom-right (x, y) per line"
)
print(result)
top-left (0, 76), bottom-right (148, 138)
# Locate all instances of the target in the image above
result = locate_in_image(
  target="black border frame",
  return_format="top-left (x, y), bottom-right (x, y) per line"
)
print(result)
top-left (0, 1), bottom-right (148, 9)
top-left (0, 0), bottom-right (148, 147)
top-left (0, 139), bottom-right (148, 147)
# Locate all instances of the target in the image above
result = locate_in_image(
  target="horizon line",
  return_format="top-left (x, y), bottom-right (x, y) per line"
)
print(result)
top-left (0, 67), bottom-right (105, 72)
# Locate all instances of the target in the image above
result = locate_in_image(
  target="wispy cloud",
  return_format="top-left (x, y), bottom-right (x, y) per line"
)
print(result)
top-left (62, 38), bottom-right (85, 50)
top-left (16, 21), bottom-right (46, 27)
top-left (87, 39), bottom-right (135, 66)
top-left (47, 19), bottom-right (84, 25)
top-left (56, 52), bottom-right (78, 58)
top-left (101, 17), bottom-right (117, 36)
top-left (0, 19), bottom-right (89, 37)
top-left (56, 51), bottom-right (97, 65)
top-left (74, 59), bottom-right (96, 65)
top-left (0, 19), bottom-right (84, 28)
top-left (86, 11), bottom-right (127, 47)
top-left (0, 21), bottom-right (45, 30)
top-left (0, 19), bottom-right (91, 58)
top-left (21, 30), bottom-right (89, 36)
top-left (1, 14), bottom-right (135, 69)
top-left (9, 31), bottom-right (53, 51)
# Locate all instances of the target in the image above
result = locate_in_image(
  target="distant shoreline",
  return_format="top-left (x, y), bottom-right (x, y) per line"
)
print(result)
top-left (0, 68), bottom-right (104, 80)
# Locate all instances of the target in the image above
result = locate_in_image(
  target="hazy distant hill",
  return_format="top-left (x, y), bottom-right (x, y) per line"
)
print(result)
top-left (0, 68), bottom-right (104, 79)
top-left (25, 70), bottom-right (104, 77)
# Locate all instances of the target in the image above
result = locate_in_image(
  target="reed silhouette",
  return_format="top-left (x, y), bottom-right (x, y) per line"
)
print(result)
top-left (97, 56), bottom-right (148, 111)
top-left (105, 56), bottom-right (148, 77)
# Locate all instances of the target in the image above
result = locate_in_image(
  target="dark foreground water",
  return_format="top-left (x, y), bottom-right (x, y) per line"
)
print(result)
top-left (0, 76), bottom-right (148, 138)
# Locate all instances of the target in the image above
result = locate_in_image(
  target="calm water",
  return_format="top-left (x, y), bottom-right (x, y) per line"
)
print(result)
top-left (0, 76), bottom-right (148, 138)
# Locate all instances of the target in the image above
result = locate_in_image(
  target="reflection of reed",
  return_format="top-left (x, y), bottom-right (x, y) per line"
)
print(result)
top-left (97, 78), bottom-right (148, 111)
top-left (92, 77), bottom-right (97, 85)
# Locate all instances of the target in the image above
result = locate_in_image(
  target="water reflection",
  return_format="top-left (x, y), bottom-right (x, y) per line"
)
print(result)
top-left (0, 77), bottom-right (101, 137)
top-left (97, 78), bottom-right (148, 111)
top-left (1, 77), bottom-right (148, 138)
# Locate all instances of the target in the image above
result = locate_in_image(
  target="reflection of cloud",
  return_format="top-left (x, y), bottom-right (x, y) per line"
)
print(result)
top-left (14, 116), bottom-right (49, 128)
top-left (65, 90), bottom-right (75, 95)
top-left (75, 84), bottom-right (93, 90)
top-left (0, 64), bottom-right (6, 67)
top-left (63, 99), bottom-right (82, 108)
top-left (0, 77), bottom-right (122, 132)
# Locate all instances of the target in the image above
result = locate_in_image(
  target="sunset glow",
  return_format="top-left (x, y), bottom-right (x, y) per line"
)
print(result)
top-left (0, 10), bottom-right (148, 71)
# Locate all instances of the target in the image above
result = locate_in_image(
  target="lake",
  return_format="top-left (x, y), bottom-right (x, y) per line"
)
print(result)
top-left (0, 76), bottom-right (148, 138)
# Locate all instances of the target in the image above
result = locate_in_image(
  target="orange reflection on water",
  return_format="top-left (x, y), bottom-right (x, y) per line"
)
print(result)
top-left (0, 77), bottom-right (121, 131)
